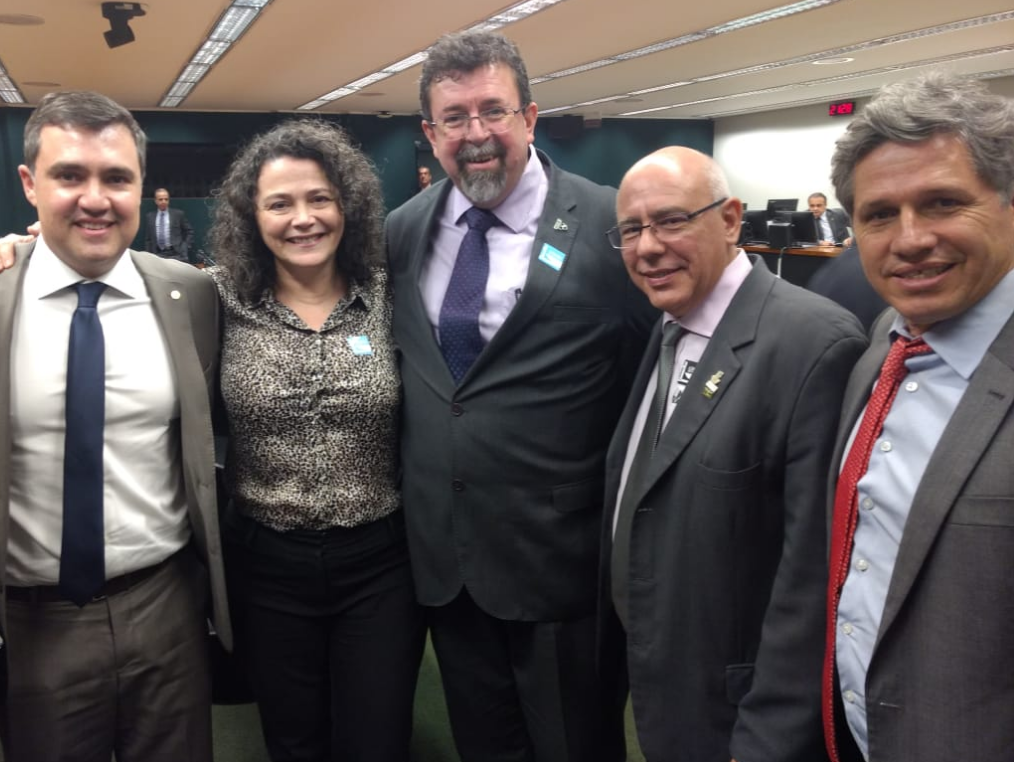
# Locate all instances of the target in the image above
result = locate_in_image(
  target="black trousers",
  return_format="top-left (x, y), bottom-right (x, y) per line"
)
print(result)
top-left (225, 510), bottom-right (426, 762)
top-left (427, 589), bottom-right (626, 762)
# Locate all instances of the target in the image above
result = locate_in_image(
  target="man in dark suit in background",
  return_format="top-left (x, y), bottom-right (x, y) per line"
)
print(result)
top-left (824, 71), bottom-right (1014, 762)
top-left (144, 187), bottom-right (194, 263)
top-left (385, 30), bottom-right (656, 762)
top-left (0, 91), bottom-right (229, 762)
top-left (807, 242), bottom-right (887, 332)
top-left (809, 192), bottom-right (852, 245)
top-left (604, 146), bottom-right (867, 762)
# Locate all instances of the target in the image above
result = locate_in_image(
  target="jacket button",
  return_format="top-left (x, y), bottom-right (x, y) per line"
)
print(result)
top-left (451, 403), bottom-right (464, 416)
top-left (452, 479), bottom-right (465, 492)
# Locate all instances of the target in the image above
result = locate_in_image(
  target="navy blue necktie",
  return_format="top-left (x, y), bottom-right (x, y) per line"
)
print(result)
top-left (60, 281), bottom-right (107, 606)
top-left (439, 207), bottom-right (499, 383)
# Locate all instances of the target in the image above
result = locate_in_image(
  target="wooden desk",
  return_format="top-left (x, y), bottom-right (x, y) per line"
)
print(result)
top-left (742, 244), bottom-right (840, 287)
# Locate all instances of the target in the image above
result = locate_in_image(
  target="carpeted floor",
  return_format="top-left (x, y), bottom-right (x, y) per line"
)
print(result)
top-left (212, 637), bottom-right (646, 762)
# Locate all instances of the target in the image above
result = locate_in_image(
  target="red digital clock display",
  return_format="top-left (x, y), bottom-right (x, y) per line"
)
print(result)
top-left (829, 101), bottom-right (856, 117)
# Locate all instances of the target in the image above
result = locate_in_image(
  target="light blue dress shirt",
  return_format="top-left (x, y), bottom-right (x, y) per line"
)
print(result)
top-left (835, 268), bottom-right (1014, 758)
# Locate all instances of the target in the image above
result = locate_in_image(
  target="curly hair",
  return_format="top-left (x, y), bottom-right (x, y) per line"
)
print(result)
top-left (831, 71), bottom-right (1014, 216)
top-left (209, 118), bottom-right (385, 302)
top-left (419, 31), bottom-right (532, 122)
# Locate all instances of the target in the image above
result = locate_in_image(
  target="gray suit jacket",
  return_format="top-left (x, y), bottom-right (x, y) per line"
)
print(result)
top-left (385, 149), bottom-right (657, 621)
top-left (602, 256), bottom-right (867, 762)
top-left (0, 243), bottom-right (230, 651)
top-left (828, 309), bottom-right (1014, 761)
top-left (145, 208), bottom-right (194, 262)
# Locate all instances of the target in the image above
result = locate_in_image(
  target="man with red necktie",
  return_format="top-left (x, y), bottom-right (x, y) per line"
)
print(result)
top-left (823, 70), bottom-right (1014, 762)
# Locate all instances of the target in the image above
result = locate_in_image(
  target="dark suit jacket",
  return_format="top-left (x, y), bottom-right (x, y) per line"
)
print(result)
top-left (145, 208), bottom-right (194, 262)
top-left (807, 243), bottom-right (888, 333)
top-left (817, 208), bottom-right (851, 244)
top-left (602, 256), bottom-right (867, 762)
top-left (0, 243), bottom-right (231, 652)
top-left (385, 149), bottom-right (657, 621)
top-left (828, 309), bottom-right (1014, 761)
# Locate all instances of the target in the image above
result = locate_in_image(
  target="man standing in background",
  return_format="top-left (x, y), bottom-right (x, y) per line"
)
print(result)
top-left (144, 187), bottom-right (194, 263)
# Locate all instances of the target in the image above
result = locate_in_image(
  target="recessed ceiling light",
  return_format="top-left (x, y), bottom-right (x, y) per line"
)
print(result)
top-left (813, 57), bottom-right (854, 64)
top-left (0, 14), bottom-right (44, 25)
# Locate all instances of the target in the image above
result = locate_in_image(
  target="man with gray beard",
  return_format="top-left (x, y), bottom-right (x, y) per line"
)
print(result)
top-left (385, 30), bottom-right (656, 762)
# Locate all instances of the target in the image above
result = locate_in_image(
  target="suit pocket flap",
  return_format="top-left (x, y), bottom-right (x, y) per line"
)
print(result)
top-left (949, 496), bottom-right (1014, 527)
top-left (552, 478), bottom-right (604, 513)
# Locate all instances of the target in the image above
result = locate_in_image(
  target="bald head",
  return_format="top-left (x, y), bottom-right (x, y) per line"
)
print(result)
top-left (615, 146), bottom-right (741, 317)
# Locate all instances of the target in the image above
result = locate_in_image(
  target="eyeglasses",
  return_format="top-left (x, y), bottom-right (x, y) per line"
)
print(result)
top-left (427, 106), bottom-right (524, 137)
top-left (606, 198), bottom-right (728, 249)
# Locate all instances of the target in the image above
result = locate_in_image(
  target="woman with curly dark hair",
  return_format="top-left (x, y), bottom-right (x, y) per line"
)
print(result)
top-left (208, 118), bottom-right (425, 762)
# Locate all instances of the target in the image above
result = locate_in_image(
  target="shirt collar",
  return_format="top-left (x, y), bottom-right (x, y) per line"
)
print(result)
top-left (24, 236), bottom-right (144, 301)
top-left (448, 146), bottom-right (546, 234)
top-left (667, 249), bottom-right (753, 338)
top-left (891, 267), bottom-right (1014, 380)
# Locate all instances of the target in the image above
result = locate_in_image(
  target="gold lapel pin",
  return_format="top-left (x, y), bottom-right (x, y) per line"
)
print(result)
top-left (703, 370), bottom-right (724, 399)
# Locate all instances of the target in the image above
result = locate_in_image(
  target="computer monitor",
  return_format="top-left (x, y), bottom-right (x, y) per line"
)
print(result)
top-left (766, 198), bottom-right (798, 213)
top-left (741, 210), bottom-right (770, 243)
top-left (789, 211), bottom-right (819, 245)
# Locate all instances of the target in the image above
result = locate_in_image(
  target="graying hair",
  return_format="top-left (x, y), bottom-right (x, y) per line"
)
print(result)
top-left (831, 71), bottom-right (1014, 215)
top-left (419, 31), bottom-right (532, 122)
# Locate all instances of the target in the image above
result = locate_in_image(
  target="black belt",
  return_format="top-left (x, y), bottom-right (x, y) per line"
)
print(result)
top-left (7, 553), bottom-right (176, 604)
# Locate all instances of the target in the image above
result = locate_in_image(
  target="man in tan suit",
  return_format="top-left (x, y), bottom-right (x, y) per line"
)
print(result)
top-left (0, 90), bottom-right (229, 762)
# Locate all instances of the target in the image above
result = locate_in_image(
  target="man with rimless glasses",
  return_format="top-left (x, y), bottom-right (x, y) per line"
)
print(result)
top-left (385, 29), bottom-right (656, 762)
top-left (601, 146), bottom-right (867, 762)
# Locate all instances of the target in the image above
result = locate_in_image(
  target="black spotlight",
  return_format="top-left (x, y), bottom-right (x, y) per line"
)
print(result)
top-left (102, 2), bottom-right (146, 48)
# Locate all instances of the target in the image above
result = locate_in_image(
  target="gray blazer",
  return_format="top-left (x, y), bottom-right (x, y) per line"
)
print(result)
top-left (602, 256), bottom-right (867, 762)
top-left (828, 309), bottom-right (1014, 761)
top-left (385, 149), bottom-right (657, 621)
top-left (0, 242), bottom-right (230, 651)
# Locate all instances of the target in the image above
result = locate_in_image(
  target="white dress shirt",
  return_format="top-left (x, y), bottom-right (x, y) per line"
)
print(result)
top-left (8, 238), bottom-right (190, 586)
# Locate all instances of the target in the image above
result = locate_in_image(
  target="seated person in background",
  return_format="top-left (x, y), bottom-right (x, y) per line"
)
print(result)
top-left (808, 192), bottom-right (853, 246)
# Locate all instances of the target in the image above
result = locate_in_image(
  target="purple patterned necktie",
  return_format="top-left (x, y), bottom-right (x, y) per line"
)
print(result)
top-left (439, 207), bottom-right (499, 383)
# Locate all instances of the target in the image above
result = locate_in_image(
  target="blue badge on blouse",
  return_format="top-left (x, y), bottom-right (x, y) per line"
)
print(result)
top-left (347, 335), bottom-right (373, 356)
top-left (538, 243), bottom-right (566, 272)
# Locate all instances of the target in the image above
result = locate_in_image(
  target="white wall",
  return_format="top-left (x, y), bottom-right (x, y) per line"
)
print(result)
top-left (714, 100), bottom-right (866, 212)
top-left (713, 75), bottom-right (1014, 214)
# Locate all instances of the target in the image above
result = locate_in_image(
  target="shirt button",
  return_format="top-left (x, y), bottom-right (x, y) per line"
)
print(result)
top-left (880, 440), bottom-right (892, 452)
top-left (844, 690), bottom-right (856, 704)
top-left (905, 380), bottom-right (918, 392)
top-left (861, 497), bottom-right (874, 510)
top-left (855, 558), bottom-right (869, 572)
top-left (842, 622), bottom-right (854, 636)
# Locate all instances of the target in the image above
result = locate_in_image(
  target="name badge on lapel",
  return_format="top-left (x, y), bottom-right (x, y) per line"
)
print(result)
top-left (347, 335), bottom-right (373, 356)
top-left (538, 243), bottom-right (566, 272)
